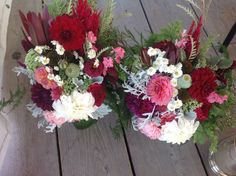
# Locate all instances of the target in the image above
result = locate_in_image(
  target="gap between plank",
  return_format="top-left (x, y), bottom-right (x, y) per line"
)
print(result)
top-left (195, 144), bottom-right (210, 176)
top-left (56, 127), bottom-right (63, 176)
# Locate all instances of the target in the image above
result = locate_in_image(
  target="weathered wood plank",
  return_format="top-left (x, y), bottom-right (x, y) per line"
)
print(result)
top-left (0, 0), bottom-right (60, 175)
top-left (120, 0), bottom-right (207, 175)
top-left (190, 1), bottom-right (236, 175)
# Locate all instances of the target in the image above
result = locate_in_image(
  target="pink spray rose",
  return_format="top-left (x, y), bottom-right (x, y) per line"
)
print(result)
top-left (112, 47), bottom-right (125, 63)
top-left (147, 74), bottom-right (173, 106)
top-left (87, 31), bottom-right (97, 44)
top-left (35, 66), bottom-right (58, 89)
top-left (207, 91), bottom-right (228, 104)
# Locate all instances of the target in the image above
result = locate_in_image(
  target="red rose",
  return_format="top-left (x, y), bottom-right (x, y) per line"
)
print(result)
top-left (49, 15), bottom-right (85, 51)
top-left (84, 59), bottom-right (104, 77)
top-left (188, 68), bottom-right (217, 104)
top-left (195, 104), bottom-right (211, 121)
top-left (88, 83), bottom-right (106, 106)
top-left (153, 40), bottom-right (179, 64)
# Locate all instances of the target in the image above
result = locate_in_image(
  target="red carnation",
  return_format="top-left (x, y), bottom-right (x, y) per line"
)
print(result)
top-left (84, 59), bottom-right (104, 77)
top-left (49, 15), bottom-right (85, 51)
top-left (188, 68), bottom-right (217, 104)
top-left (195, 104), bottom-right (212, 121)
top-left (88, 83), bottom-right (106, 106)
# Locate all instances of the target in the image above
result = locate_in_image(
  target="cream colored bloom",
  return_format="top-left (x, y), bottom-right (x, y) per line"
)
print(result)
top-left (147, 67), bottom-right (156, 76)
top-left (147, 47), bottom-right (159, 56)
top-left (159, 115), bottom-right (199, 145)
top-left (34, 46), bottom-right (44, 54)
top-left (56, 44), bottom-right (65, 55)
top-left (87, 49), bottom-right (96, 59)
top-left (53, 91), bottom-right (97, 122)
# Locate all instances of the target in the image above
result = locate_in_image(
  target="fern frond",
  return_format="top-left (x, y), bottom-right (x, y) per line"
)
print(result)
top-left (188, 36), bottom-right (198, 61)
top-left (87, 0), bottom-right (98, 10)
top-left (67, 0), bottom-right (74, 15)
top-left (176, 4), bottom-right (196, 22)
top-left (99, 0), bottom-right (116, 38)
top-left (46, 0), bottom-right (70, 18)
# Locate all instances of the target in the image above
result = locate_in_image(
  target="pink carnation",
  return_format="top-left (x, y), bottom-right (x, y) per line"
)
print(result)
top-left (44, 111), bottom-right (66, 126)
top-left (137, 119), bottom-right (161, 140)
top-left (147, 74), bottom-right (173, 106)
top-left (112, 47), bottom-right (125, 63)
top-left (35, 66), bottom-right (58, 90)
top-left (175, 30), bottom-right (188, 48)
top-left (207, 91), bottom-right (228, 104)
top-left (102, 57), bottom-right (114, 75)
top-left (87, 31), bottom-right (97, 44)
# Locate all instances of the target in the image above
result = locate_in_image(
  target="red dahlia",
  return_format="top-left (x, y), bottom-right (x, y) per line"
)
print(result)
top-left (31, 83), bottom-right (53, 111)
top-left (84, 59), bottom-right (104, 77)
top-left (188, 67), bottom-right (217, 104)
top-left (49, 15), bottom-right (85, 51)
top-left (88, 83), bottom-right (106, 106)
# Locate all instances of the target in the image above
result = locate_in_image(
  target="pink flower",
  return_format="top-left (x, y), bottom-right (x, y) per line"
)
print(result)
top-left (147, 74), bottom-right (173, 106)
top-left (35, 66), bottom-right (58, 89)
top-left (102, 57), bottom-right (114, 75)
top-left (175, 30), bottom-right (188, 48)
top-left (44, 111), bottom-right (66, 126)
top-left (87, 31), bottom-right (97, 44)
top-left (112, 47), bottom-right (125, 63)
top-left (51, 87), bottom-right (63, 101)
top-left (207, 91), bottom-right (228, 104)
top-left (137, 119), bottom-right (161, 140)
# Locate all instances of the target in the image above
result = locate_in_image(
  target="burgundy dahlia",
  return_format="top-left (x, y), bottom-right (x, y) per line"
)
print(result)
top-left (188, 67), bottom-right (217, 104)
top-left (88, 83), bottom-right (106, 107)
top-left (31, 83), bottom-right (53, 111)
top-left (83, 59), bottom-right (104, 77)
top-left (195, 104), bottom-right (212, 121)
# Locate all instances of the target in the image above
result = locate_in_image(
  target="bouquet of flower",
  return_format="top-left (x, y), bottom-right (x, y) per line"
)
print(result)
top-left (121, 3), bottom-right (236, 151)
top-left (14, 0), bottom-right (126, 132)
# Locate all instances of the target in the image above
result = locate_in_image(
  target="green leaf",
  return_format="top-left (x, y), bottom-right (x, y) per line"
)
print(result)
top-left (218, 58), bottom-right (233, 69)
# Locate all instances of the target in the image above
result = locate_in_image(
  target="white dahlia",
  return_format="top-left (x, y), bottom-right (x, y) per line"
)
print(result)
top-left (52, 91), bottom-right (98, 122)
top-left (159, 115), bottom-right (199, 145)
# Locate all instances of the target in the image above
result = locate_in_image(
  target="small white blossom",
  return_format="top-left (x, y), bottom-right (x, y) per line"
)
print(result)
top-left (170, 78), bottom-right (178, 87)
top-left (172, 69), bottom-right (183, 78)
top-left (174, 99), bottom-right (183, 109)
top-left (147, 47), bottom-right (159, 56)
top-left (167, 101), bottom-right (176, 111)
top-left (73, 51), bottom-right (79, 59)
top-left (45, 66), bottom-right (51, 73)
top-left (56, 44), bottom-right (65, 55)
top-left (157, 50), bottom-right (166, 58)
top-left (79, 62), bottom-right (84, 70)
top-left (147, 67), bottom-right (156, 76)
top-left (173, 88), bottom-right (178, 97)
top-left (176, 63), bottom-right (183, 69)
top-left (87, 49), bottom-right (96, 59)
top-left (39, 56), bottom-right (50, 65)
top-left (47, 74), bottom-right (54, 80)
top-left (51, 40), bottom-right (59, 45)
top-left (34, 46), bottom-right (44, 54)
top-left (54, 66), bottom-right (59, 71)
top-left (93, 59), bottom-right (99, 67)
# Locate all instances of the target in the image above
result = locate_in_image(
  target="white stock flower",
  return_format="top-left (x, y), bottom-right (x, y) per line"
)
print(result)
top-left (34, 46), bottom-right (44, 54)
top-left (172, 68), bottom-right (183, 78)
top-left (170, 78), bottom-right (178, 87)
top-left (39, 56), bottom-right (50, 65)
top-left (93, 59), bottom-right (99, 67)
top-left (56, 43), bottom-right (65, 55)
top-left (147, 47), bottom-right (159, 56)
top-left (53, 91), bottom-right (98, 122)
top-left (87, 49), bottom-right (96, 59)
top-left (159, 115), bottom-right (200, 145)
top-left (147, 67), bottom-right (156, 76)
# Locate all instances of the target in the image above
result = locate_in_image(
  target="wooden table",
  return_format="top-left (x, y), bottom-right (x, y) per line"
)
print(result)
top-left (1, 0), bottom-right (236, 176)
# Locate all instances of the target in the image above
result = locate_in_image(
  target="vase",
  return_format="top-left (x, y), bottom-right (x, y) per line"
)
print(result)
top-left (209, 134), bottom-right (236, 176)
top-left (73, 119), bottom-right (97, 130)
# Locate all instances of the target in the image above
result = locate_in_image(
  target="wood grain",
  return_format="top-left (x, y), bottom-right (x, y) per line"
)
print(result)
top-left (0, 0), bottom-right (60, 176)
top-left (120, 0), bottom-right (207, 175)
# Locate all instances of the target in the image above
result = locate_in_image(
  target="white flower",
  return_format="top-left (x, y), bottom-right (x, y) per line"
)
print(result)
top-left (159, 115), bottom-right (200, 145)
top-left (167, 101), bottom-right (176, 111)
top-left (147, 47), bottom-right (159, 56)
top-left (93, 59), bottom-right (99, 67)
top-left (147, 67), bottom-right (156, 76)
top-left (39, 56), bottom-right (50, 65)
top-left (166, 65), bottom-right (176, 74)
top-left (87, 49), bottom-right (96, 59)
top-left (157, 50), bottom-right (166, 58)
top-left (45, 66), bottom-right (51, 73)
top-left (79, 62), bottom-right (84, 70)
top-left (170, 78), bottom-right (178, 87)
top-left (73, 51), bottom-right (79, 59)
top-left (172, 68), bottom-right (183, 78)
top-left (173, 88), bottom-right (178, 97)
top-left (174, 99), bottom-right (183, 109)
top-left (53, 91), bottom-right (98, 122)
top-left (51, 40), bottom-right (59, 45)
top-left (47, 74), bottom-right (54, 80)
top-left (176, 63), bottom-right (183, 69)
top-left (54, 66), bottom-right (59, 71)
top-left (56, 44), bottom-right (65, 55)
top-left (54, 75), bottom-right (63, 86)
top-left (34, 46), bottom-right (44, 54)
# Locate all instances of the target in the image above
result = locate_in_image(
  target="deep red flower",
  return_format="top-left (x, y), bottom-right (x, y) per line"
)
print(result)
top-left (105, 67), bottom-right (119, 85)
top-left (74, 0), bottom-right (100, 36)
top-left (195, 104), bottom-right (212, 121)
top-left (84, 59), bottom-right (104, 77)
top-left (160, 113), bottom-right (176, 126)
top-left (88, 83), bottom-right (106, 106)
top-left (125, 94), bottom-right (156, 118)
top-left (31, 83), bottom-right (53, 111)
top-left (188, 67), bottom-right (217, 104)
top-left (153, 40), bottom-right (179, 64)
top-left (49, 15), bottom-right (85, 51)
top-left (51, 87), bottom-right (63, 101)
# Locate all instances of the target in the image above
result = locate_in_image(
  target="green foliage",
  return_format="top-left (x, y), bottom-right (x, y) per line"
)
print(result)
top-left (82, 78), bottom-right (93, 90)
top-left (145, 21), bottom-right (182, 45)
top-left (0, 87), bottom-right (26, 112)
top-left (99, 0), bottom-right (116, 41)
top-left (74, 119), bottom-right (97, 129)
top-left (63, 78), bottom-right (76, 94)
top-left (46, 0), bottom-right (72, 18)
top-left (65, 63), bottom-right (81, 78)
top-left (87, 0), bottom-right (98, 10)
top-left (25, 49), bottom-right (41, 71)
top-left (182, 100), bottom-right (202, 113)
top-left (206, 56), bottom-right (233, 70)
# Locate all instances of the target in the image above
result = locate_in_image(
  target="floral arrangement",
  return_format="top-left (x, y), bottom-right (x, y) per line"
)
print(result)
top-left (121, 3), bottom-right (236, 151)
top-left (14, 0), bottom-right (126, 132)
